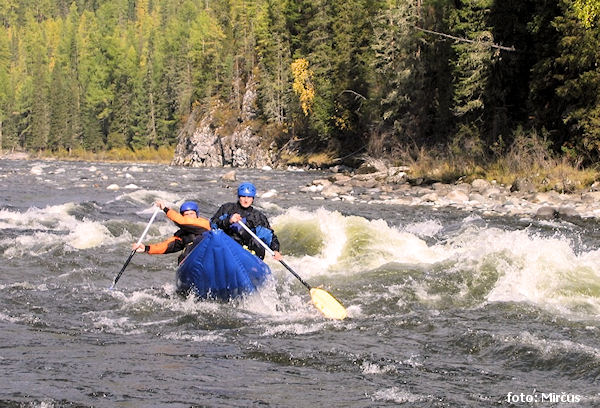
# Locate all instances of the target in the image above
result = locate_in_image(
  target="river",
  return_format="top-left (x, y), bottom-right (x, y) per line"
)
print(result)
top-left (1, 159), bottom-right (600, 407)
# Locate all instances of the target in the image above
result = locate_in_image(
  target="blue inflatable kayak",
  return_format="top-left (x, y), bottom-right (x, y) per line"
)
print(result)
top-left (176, 229), bottom-right (271, 300)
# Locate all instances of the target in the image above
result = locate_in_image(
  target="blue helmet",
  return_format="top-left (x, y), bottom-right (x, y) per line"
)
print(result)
top-left (237, 182), bottom-right (256, 198)
top-left (180, 201), bottom-right (199, 215)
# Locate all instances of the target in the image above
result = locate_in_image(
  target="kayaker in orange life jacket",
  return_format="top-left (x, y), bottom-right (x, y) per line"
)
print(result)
top-left (211, 182), bottom-right (282, 261)
top-left (132, 200), bottom-right (210, 264)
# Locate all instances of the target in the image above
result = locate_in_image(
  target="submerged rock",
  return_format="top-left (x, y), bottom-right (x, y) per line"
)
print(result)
top-left (535, 206), bottom-right (557, 219)
top-left (221, 170), bottom-right (237, 181)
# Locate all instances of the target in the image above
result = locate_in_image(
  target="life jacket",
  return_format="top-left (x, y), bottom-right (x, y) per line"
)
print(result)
top-left (147, 208), bottom-right (211, 263)
top-left (210, 202), bottom-right (279, 259)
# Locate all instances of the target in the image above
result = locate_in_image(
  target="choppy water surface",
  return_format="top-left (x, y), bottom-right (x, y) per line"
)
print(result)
top-left (2, 159), bottom-right (600, 407)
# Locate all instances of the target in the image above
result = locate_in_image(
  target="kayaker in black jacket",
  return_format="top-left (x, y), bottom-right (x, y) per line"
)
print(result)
top-left (211, 182), bottom-right (282, 261)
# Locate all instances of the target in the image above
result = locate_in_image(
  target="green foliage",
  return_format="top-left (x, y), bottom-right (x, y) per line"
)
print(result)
top-left (0, 0), bottom-right (599, 169)
top-left (48, 63), bottom-right (69, 150)
top-left (0, 25), bottom-right (10, 149)
top-left (448, 1), bottom-right (494, 128)
top-left (371, 1), bottom-right (423, 151)
top-left (530, 0), bottom-right (600, 162)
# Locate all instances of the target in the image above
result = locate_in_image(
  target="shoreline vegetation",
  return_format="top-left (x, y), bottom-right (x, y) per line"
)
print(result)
top-left (1, 146), bottom-right (176, 164)
top-left (3, 130), bottom-right (600, 198)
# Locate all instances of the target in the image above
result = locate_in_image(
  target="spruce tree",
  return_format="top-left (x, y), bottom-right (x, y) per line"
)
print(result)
top-left (48, 64), bottom-right (69, 150)
top-left (255, 0), bottom-right (292, 125)
top-left (0, 25), bottom-right (9, 150)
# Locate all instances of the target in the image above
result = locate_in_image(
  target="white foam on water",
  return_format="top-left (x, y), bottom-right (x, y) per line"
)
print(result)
top-left (0, 311), bottom-right (20, 323)
top-left (359, 218), bottom-right (445, 267)
top-left (0, 200), bottom-right (182, 258)
top-left (86, 311), bottom-right (144, 335)
top-left (164, 331), bottom-right (225, 343)
top-left (272, 208), bottom-right (600, 320)
top-left (105, 277), bottom-right (329, 331)
top-left (68, 221), bottom-right (112, 249)
top-left (113, 189), bottom-right (181, 207)
top-left (503, 331), bottom-right (600, 361)
top-left (258, 201), bottom-right (284, 213)
top-left (0, 281), bottom-right (47, 291)
top-left (236, 278), bottom-right (299, 317)
top-left (235, 275), bottom-right (348, 323)
top-left (465, 230), bottom-right (600, 316)
top-left (360, 360), bottom-right (397, 374)
top-left (0, 204), bottom-right (113, 256)
top-left (344, 303), bottom-right (363, 318)
top-left (272, 207), bottom-right (347, 273)
top-left (271, 208), bottom-right (446, 278)
top-left (114, 189), bottom-right (212, 217)
top-left (371, 387), bottom-right (431, 404)
top-left (403, 219), bottom-right (444, 238)
top-left (262, 321), bottom-right (331, 336)
top-left (102, 281), bottom-right (338, 337)
top-left (423, 226), bottom-right (600, 319)
top-left (110, 286), bottom-right (218, 315)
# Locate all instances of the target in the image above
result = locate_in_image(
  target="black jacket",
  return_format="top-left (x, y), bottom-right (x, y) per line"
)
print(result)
top-left (210, 202), bottom-right (280, 259)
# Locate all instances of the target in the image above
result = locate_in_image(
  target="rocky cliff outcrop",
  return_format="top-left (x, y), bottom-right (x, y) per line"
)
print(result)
top-left (171, 78), bottom-right (276, 168)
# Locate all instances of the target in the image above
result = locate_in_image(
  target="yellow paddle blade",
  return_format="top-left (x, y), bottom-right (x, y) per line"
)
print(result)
top-left (309, 288), bottom-right (347, 320)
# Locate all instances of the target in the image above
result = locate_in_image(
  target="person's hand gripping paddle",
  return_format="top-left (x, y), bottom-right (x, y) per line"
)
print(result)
top-left (237, 220), bottom-right (347, 320)
top-left (110, 206), bottom-right (161, 289)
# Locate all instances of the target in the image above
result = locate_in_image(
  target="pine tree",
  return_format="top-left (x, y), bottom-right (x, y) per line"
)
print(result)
top-left (60, 3), bottom-right (84, 151)
top-left (529, 0), bottom-right (569, 149)
top-left (228, 0), bottom-right (258, 110)
top-left (371, 1), bottom-right (426, 151)
top-left (48, 63), bottom-right (69, 150)
top-left (552, 0), bottom-right (600, 160)
top-left (446, 0), bottom-right (494, 157)
top-left (0, 25), bottom-right (10, 150)
top-left (485, 0), bottom-right (538, 148)
top-left (187, 5), bottom-right (226, 103)
top-left (294, 0), bottom-right (335, 146)
top-left (329, 0), bottom-right (373, 152)
top-left (255, 0), bottom-right (292, 125)
top-left (110, 36), bottom-right (137, 149)
top-left (77, 10), bottom-right (111, 150)
top-left (158, 0), bottom-right (201, 118)
top-left (21, 12), bottom-right (50, 150)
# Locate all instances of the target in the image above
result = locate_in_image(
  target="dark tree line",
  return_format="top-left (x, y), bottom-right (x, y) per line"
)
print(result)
top-left (0, 0), bottom-right (598, 164)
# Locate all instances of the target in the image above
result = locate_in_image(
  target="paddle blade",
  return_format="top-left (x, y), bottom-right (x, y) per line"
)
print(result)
top-left (309, 288), bottom-right (347, 320)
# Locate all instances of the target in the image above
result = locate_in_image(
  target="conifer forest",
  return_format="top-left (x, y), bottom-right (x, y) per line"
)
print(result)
top-left (0, 0), bottom-right (599, 165)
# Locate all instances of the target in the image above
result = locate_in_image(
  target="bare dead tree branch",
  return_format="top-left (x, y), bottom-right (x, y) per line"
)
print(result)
top-left (415, 26), bottom-right (516, 52)
top-left (339, 90), bottom-right (367, 113)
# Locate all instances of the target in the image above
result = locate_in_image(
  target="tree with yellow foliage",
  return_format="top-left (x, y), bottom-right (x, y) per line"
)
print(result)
top-left (574, 0), bottom-right (600, 27)
top-left (291, 58), bottom-right (315, 116)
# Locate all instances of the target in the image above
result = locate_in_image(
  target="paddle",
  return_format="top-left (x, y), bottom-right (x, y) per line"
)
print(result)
top-left (110, 206), bottom-right (161, 289)
top-left (237, 221), bottom-right (347, 320)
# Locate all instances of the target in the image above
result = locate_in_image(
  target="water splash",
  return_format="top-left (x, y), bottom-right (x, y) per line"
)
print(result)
top-left (0, 204), bottom-right (113, 256)
top-left (271, 208), bottom-right (600, 320)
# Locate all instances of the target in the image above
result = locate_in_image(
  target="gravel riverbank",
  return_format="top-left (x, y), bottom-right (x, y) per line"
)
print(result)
top-left (301, 167), bottom-right (600, 221)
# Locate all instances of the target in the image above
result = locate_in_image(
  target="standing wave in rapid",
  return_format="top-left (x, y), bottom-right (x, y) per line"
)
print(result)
top-left (270, 208), bottom-right (600, 320)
